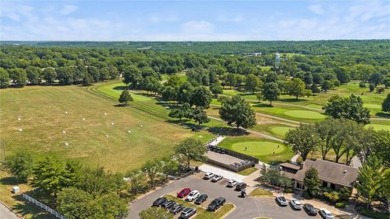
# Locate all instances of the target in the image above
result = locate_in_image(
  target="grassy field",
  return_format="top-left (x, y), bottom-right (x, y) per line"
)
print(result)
top-left (218, 136), bottom-right (294, 163)
top-left (249, 188), bottom-right (273, 197)
top-left (0, 84), bottom-right (214, 173)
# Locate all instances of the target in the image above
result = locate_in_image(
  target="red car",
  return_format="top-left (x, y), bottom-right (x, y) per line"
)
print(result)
top-left (177, 188), bottom-right (191, 198)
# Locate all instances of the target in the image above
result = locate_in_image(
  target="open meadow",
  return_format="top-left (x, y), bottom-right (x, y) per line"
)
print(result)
top-left (0, 84), bottom-right (213, 173)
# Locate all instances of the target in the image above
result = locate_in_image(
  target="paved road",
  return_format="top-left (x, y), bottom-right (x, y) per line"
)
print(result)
top-left (0, 203), bottom-right (19, 219)
top-left (127, 174), bottom-right (320, 219)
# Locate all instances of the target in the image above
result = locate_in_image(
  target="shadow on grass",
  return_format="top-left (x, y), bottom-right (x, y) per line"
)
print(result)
top-left (112, 85), bottom-right (128, 91)
top-left (208, 127), bottom-right (250, 136)
top-left (252, 103), bottom-right (273, 107)
top-left (13, 194), bottom-right (55, 219)
top-left (375, 112), bottom-right (390, 118)
top-left (279, 98), bottom-right (308, 103)
top-left (166, 119), bottom-right (207, 131)
top-left (0, 176), bottom-right (18, 186)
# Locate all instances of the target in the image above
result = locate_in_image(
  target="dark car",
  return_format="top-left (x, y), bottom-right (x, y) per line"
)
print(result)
top-left (152, 197), bottom-right (167, 207)
top-left (177, 188), bottom-right (191, 198)
top-left (275, 196), bottom-right (288, 206)
top-left (170, 203), bottom-right (184, 215)
top-left (207, 197), bottom-right (226, 211)
top-left (235, 182), bottom-right (247, 191)
top-left (304, 204), bottom-right (318, 216)
top-left (179, 207), bottom-right (196, 219)
top-left (194, 194), bottom-right (208, 205)
top-left (161, 200), bottom-right (176, 209)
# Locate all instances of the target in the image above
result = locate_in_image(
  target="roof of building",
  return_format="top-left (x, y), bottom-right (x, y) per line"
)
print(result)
top-left (280, 162), bottom-right (301, 170)
top-left (286, 159), bottom-right (359, 187)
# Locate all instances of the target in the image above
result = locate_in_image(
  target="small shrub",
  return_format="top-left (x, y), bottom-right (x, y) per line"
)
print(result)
top-left (359, 82), bottom-right (366, 88)
top-left (296, 156), bottom-right (303, 164)
top-left (335, 202), bottom-right (347, 208)
top-left (302, 190), bottom-right (312, 199)
top-left (284, 188), bottom-right (293, 193)
top-left (369, 83), bottom-right (375, 92)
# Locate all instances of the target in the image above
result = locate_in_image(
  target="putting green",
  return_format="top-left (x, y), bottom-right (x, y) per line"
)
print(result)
top-left (231, 141), bottom-right (284, 156)
top-left (269, 126), bottom-right (293, 137)
top-left (284, 110), bottom-right (326, 119)
top-left (366, 124), bottom-right (390, 131)
top-left (363, 104), bottom-right (381, 109)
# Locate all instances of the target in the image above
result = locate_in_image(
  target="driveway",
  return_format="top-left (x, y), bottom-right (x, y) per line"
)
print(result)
top-left (0, 203), bottom-right (19, 219)
top-left (127, 173), bottom-right (321, 219)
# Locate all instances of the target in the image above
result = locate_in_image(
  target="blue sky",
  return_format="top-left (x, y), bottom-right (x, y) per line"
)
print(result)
top-left (1, 0), bottom-right (389, 41)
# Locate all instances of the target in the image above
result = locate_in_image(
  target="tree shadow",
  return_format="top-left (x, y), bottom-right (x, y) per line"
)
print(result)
top-left (112, 86), bottom-right (128, 91)
top-left (13, 194), bottom-right (54, 219)
top-left (279, 98), bottom-right (308, 103)
top-left (208, 127), bottom-right (250, 136)
top-left (375, 112), bottom-right (390, 118)
top-left (166, 119), bottom-right (205, 131)
top-left (0, 176), bottom-right (18, 186)
top-left (252, 103), bottom-right (273, 107)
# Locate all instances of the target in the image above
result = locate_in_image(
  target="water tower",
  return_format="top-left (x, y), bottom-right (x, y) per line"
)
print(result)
top-left (275, 52), bottom-right (280, 70)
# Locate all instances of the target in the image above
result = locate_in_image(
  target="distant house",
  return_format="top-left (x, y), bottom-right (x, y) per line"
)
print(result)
top-left (280, 159), bottom-right (359, 190)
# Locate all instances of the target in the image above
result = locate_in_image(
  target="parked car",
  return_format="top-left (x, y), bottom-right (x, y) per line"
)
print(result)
top-left (177, 188), bottom-right (191, 198)
top-left (290, 199), bottom-right (303, 210)
top-left (170, 204), bottom-right (184, 215)
top-left (161, 200), bottom-right (176, 209)
top-left (203, 172), bottom-right (214, 179)
top-left (235, 182), bottom-right (247, 191)
top-left (211, 174), bottom-right (223, 182)
top-left (319, 208), bottom-right (334, 219)
top-left (194, 194), bottom-right (208, 205)
top-left (303, 204), bottom-right (318, 216)
top-left (180, 207), bottom-right (196, 219)
top-left (275, 196), bottom-right (288, 206)
top-left (207, 197), bottom-right (226, 211)
top-left (227, 179), bottom-right (238, 187)
top-left (152, 197), bottom-right (167, 207)
top-left (186, 190), bottom-right (200, 202)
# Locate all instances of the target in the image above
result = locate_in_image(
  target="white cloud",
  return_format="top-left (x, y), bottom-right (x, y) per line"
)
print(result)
top-left (149, 15), bottom-right (178, 23)
top-left (60, 5), bottom-right (78, 15)
top-left (217, 15), bottom-right (244, 23)
top-left (181, 21), bottom-right (214, 34)
top-left (308, 5), bottom-right (325, 15)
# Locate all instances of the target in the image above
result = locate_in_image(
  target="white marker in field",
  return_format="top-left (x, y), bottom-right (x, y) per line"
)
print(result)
top-left (65, 142), bottom-right (69, 146)
top-left (18, 128), bottom-right (23, 132)
top-left (63, 130), bottom-right (66, 134)
top-left (82, 118), bottom-right (85, 121)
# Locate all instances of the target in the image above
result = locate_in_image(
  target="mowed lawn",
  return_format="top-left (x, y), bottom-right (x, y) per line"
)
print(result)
top-left (218, 136), bottom-right (294, 163)
top-left (0, 85), bottom-right (200, 172)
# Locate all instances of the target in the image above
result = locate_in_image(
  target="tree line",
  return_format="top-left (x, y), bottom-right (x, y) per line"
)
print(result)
top-left (3, 137), bottom-right (207, 219)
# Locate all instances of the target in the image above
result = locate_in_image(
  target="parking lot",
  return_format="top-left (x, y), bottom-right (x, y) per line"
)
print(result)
top-left (127, 173), bottom-right (322, 219)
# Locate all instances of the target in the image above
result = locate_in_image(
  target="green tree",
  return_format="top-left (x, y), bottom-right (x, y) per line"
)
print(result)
top-left (260, 168), bottom-right (291, 188)
top-left (310, 84), bottom-right (320, 94)
top-left (315, 118), bottom-right (340, 160)
top-left (190, 86), bottom-right (212, 108)
top-left (210, 82), bottom-right (223, 97)
top-left (245, 74), bottom-right (263, 94)
top-left (123, 65), bottom-right (142, 88)
top-left (26, 66), bottom-right (41, 85)
top-left (303, 167), bottom-right (321, 197)
top-left (161, 86), bottom-right (178, 102)
top-left (368, 73), bottom-right (384, 86)
top-left (219, 95), bottom-right (256, 130)
top-left (139, 207), bottom-right (173, 219)
top-left (262, 82), bottom-right (280, 106)
top-left (323, 94), bottom-right (370, 125)
top-left (43, 68), bottom-right (57, 85)
top-left (143, 159), bottom-right (162, 188)
top-left (9, 68), bottom-right (27, 87)
top-left (4, 152), bottom-right (33, 183)
top-left (372, 130), bottom-right (390, 167)
top-left (98, 193), bottom-right (128, 219)
top-left (174, 138), bottom-right (207, 169)
top-left (127, 170), bottom-right (148, 195)
top-left (382, 93), bottom-right (390, 113)
top-left (0, 68), bottom-right (10, 88)
top-left (118, 90), bottom-right (133, 106)
top-left (82, 73), bottom-right (94, 86)
top-left (285, 124), bottom-right (319, 161)
top-left (286, 78), bottom-right (306, 100)
top-left (335, 67), bottom-right (350, 84)
top-left (57, 187), bottom-right (99, 219)
top-left (190, 106), bottom-right (210, 126)
top-left (355, 156), bottom-right (386, 208)
top-left (168, 103), bottom-right (191, 121)
top-left (321, 80), bottom-right (333, 93)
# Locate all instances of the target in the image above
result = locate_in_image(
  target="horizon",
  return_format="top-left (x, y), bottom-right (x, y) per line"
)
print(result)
top-left (1, 0), bottom-right (390, 41)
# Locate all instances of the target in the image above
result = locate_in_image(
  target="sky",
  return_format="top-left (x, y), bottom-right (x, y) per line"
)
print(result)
top-left (0, 0), bottom-right (389, 41)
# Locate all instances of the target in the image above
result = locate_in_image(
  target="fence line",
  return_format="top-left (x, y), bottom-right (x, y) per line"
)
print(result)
top-left (22, 194), bottom-right (65, 219)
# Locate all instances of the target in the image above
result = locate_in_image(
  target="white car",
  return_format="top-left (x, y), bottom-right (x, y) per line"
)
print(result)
top-left (211, 174), bottom-right (223, 182)
top-left (319, 208), bottom-right (335, 219)
top-left (227, 179), bottom-right (238, 187)
top-left (203, 172), bottom-right (214, 180)
top-left (186, 190), bottom-right (200, 202)
top-left (290, 198), bottom-right (303, 210)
